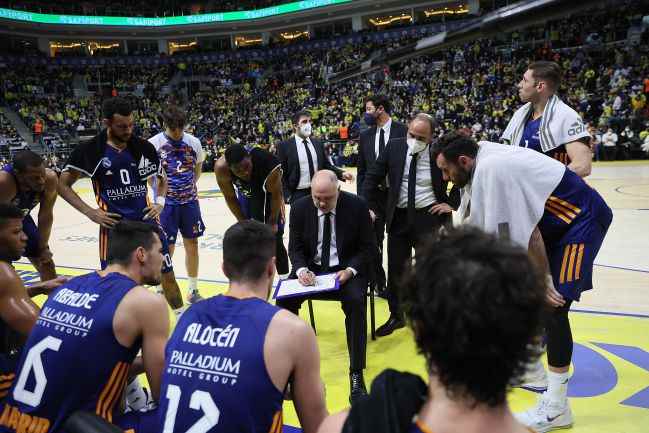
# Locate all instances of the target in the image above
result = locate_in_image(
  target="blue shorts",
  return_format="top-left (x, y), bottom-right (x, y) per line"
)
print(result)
top-left (99, 222), bottom-right (173, 274)
top-left (547, 206), bottom-right (612, 301)
top-left (160, 200), bottom-right (205, 244)
top-left (22, 215), bottom-right (41, 258)
top-left (114, 408), bottom-right (159, 433)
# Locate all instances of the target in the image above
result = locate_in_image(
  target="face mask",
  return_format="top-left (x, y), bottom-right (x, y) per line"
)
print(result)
top-left (364, 112), bottom-right (377, 126)
top-left (299, 123), bottom-right (312, 137)
top-left (407, 137), bottom-right (428, 155)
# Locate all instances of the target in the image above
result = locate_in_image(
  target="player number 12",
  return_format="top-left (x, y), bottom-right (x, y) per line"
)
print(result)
top-left (163, 384), bottom-right (220, 433)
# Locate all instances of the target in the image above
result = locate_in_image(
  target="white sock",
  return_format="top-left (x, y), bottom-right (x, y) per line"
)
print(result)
top-left (546, 370), bottom-right (569, 403)
top-left (188, 277), bottom-right (198, 293)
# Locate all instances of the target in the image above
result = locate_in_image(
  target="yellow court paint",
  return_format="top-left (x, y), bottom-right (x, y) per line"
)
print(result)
top-left (15, 263), bottom-right (649, 433)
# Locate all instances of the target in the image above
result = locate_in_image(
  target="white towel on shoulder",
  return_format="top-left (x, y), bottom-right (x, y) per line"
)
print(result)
top-left (461, 142), bottom-right (565, 248)
top-left (502, 95), bottom-right (590, 153)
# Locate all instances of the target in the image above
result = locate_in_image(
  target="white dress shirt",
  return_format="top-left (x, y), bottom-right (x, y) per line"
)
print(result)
top-left (297, 208), bottom-right (357, 278)
top-left (397, 146), bottom-right (436, 209)
top-left (374, 117), bottom-right (392, 158)
top-left (315, 209), bottom-right (339, 267)
top-left (294, 134), bottom-right (318, 189)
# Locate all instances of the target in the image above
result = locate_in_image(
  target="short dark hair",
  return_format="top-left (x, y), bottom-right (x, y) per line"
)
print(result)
top-left (223, 220), bottom-right (275, 282)
top-left (12, 150), bottom-right (43, 172)
top-left (433, 131), bottom-right (479, 163)
top-left (292, 110), bottom-right (311, 125)
top-left (528, 61), bottom-right (562, 91)
top-left (102, 97), bottom-right (133, 120)
top-left (224, 144), bottom-right (249, 166)
top-left (365, 94), bottom-right (392, 114)
top-left (162, 105), bottom-right (187, 130)
top-left (107, 221), bottom-right (160, 266)
top-left (0, 203), bottom-right (24, 229)
top-left (401, 228), bottom-right (545, 407)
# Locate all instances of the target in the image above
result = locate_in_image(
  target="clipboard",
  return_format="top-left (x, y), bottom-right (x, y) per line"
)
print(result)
top-left (273, 273), bottom-right (340, 300)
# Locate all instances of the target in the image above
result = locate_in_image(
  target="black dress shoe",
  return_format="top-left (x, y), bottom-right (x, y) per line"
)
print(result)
top-left (349, 371), bottom-right (368, 404)
top-left (375, 315), bottom-right (405, 337)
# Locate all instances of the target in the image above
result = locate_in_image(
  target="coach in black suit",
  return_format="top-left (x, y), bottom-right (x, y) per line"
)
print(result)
top-left (277, 110), bottom-right (353, 204)
top-left (362, 113), bottom-right (460, 337)
top-left (357, 95), bottom-right (408, 294)
top-left (277, 170), bottom-right (375, 403)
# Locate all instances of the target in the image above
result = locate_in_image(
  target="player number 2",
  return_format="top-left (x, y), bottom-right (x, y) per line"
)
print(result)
top-left (176, 160), bottom-right (182, 173)
top-left (13, 336), bottom-right (63, 407)
top-left (163, 384), bottom-right (220, 433)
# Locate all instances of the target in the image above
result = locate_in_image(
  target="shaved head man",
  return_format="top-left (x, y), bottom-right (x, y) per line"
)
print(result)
top-left (277, 170), bottom-right (376, 403)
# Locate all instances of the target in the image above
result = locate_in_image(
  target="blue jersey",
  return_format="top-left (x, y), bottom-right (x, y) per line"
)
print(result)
top-left (519, 116), bottom-right (570, 165)
top-left (158, 295), bottom-right (284, 433)
top-left (0, 272), bottom-right (140, 433)
top-left (92, 146), bottom-right (150, 221)
top-left (149, 132), bottom-right (203, 205)
top-left (1, 165), bottom-right (41, 217)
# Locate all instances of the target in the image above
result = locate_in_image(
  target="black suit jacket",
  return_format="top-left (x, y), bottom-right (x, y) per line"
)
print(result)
top-left (357, 120), bottom-right (408, 192)
top-left (277, 136), bottom-right (344, 200)
top-left (361, 138), bottom-right (461, 232)
top-left (288, 191), bottom-right (375, 277)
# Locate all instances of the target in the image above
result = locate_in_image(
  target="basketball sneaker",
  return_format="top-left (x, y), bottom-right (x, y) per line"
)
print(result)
top-left (516, 358), bottom-right (548, 392)
top-left (124, 378), bottom-right (156, 412)
top-left (515, 393), bottom-right (573, 432)
top-left (186, 289), bottom-right (203, 304)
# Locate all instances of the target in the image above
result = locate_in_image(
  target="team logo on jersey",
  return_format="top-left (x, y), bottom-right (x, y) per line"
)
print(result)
top-left (101, 157), bottom-right (112, 168)
top-left (138, 156), bottom-right (158, 177)
top-left (160, 150), bottom-right (167, 160)
top-left (105, 170), bottom-right (113, 176)
top-left (568, 121), bottom-right (586, 137)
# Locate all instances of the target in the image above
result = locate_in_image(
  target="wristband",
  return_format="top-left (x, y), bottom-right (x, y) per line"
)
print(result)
top-left (155, 196), bottom-right (166, 206)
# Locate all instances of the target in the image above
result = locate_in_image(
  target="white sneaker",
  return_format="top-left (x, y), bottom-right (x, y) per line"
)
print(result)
top-left (515, 393), bottom-right (574, 432)
top-left (124, 378), bottom-right (155, 412)
top-left (516, 358), bottom-right (548, 392)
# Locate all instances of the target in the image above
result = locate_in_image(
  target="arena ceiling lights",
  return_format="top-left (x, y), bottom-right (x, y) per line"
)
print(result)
top-left (0, 0), bottom-right (352, 27)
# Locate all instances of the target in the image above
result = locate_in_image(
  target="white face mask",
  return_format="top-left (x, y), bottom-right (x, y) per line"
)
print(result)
top-left (299, 123), bottom-right (312, 137)
top-left (407, 137), bottom-right (428, 155)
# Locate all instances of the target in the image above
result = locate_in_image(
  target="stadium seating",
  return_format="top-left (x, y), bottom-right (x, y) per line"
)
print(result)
top-left (0, 1), bottom-right (648, 168)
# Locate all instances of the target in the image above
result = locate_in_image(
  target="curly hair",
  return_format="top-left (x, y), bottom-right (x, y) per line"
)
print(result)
top-left (401, 227), bottom-right (545, 407)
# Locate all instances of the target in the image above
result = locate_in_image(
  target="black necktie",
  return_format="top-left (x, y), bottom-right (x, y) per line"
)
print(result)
top-left (303, 139), bottom-right (315, 180)
top-left (407, 153), bottom-right (419, 226)
top-left (321, 212), bottom-right (332, 272)
top-left (378, 128), bottom-right (385, 156)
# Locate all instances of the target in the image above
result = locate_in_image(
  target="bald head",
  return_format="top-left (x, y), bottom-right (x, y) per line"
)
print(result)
top-left (311, 170), bottom-right (339, 213)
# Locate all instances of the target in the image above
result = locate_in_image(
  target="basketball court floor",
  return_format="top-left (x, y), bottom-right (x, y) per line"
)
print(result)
top-left (15, 161), bottom-right (649, 432)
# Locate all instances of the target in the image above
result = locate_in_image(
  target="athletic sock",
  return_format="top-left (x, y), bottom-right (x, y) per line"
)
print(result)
top-left (188, 277), bottom-right (198, 293)
top-left (546, 370), bottom-right (569, 403)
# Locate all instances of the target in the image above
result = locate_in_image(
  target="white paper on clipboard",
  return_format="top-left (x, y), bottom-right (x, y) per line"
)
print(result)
top-left (273, 273), bottom-right (340, 299)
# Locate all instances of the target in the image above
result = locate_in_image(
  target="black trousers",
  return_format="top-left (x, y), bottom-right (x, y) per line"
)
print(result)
top-left (289, 188), bottom-right (311, 205)
top-left (371, 188), bottom-right (388, 289)
top-left (386, 206), bottom-right (450, 315)
top-left (276, 264), bottom-right (367, 371)
top-left (275, 230), bottom-right (289, 275)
